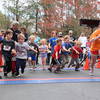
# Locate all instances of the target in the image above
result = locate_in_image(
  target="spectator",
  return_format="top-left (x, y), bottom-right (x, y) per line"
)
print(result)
top-left (78, 33), bottom-right (87, 61)
top-left (10, 21), bottom-right (21, 41)
top-left (20, 27), bottom-right (28, 42)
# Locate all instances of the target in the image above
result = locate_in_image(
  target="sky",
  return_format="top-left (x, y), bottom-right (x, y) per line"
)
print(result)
top-left (0, 0), bottom-right (39, 14)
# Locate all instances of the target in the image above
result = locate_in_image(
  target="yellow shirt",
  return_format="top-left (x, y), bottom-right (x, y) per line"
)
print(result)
top-left (90, 29), bottom-right (100, 51)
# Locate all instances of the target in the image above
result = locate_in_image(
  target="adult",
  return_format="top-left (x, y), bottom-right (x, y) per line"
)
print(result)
top-left (57, 32), bottom-right (63, 40)
top-left (89, 26), bottom-right (100, 75)
top-left (78, 33), bottom-right (87, 61)
top-left (20, 27), bottom-right (29, 42)
top-left (48, 31), bottom-right (58, 53)
top-left (78, 33), bottom-right (87, 48)
top-left (68, 30), bottom-right (76, 42)
top-left (68, 30), bottom-right (76, 47)
top-left (47, 31), bottom-right (58, 65)
top-left (10, 21), bottom-right (21, 41)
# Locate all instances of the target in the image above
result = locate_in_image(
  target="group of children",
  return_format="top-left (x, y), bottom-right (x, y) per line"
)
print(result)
top-left (0, 29), bottom-right (92, 78)
top-left (48, 36), bottom-right (83, 73)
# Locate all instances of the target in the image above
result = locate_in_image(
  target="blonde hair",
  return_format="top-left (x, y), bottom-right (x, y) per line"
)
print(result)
top-left (18, 33), bottom-right (25, 40)
top-left (28, 35), bottom-right (35, 40)
top-left (75, 41), bottom-right (82, 45)
top-left (40, 39), bottom-right (47, 44)
top-left (64, 35), bottom-right (70, 40)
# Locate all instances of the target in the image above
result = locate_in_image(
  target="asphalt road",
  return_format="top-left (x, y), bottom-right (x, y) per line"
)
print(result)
top-left (0, 83), bottom-right (100, 100)
top-left (0, 64), bottom-right (100, 100)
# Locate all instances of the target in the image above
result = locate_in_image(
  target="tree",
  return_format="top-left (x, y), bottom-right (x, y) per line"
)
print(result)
top-left (2, 0), bottom-right (99, 36)
top-left (3, 0), bottom-right (26, 21)
top-left (0, 12), bottom-right (10, 29)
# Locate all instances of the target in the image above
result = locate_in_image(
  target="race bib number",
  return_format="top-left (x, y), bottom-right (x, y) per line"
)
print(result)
top-left (3, 45), bottom-right (11, 51)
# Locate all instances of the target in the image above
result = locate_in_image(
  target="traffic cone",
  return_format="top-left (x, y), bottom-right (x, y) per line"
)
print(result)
top-left (83, 58), bottom-right (90, 70)
top-left (96, 58), bottom-right (100, 68)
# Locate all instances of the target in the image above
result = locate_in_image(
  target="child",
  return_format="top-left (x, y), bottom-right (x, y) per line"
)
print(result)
top-left (27, 35), bottom-right (39, 70)
top-left (61, 35), bottom-right (72, 68)
top-left (0, 32), bottom-right (4, 78)
top-left (39, 39), bottom-right (48, 70)
top-left (86, 36), bottom-right (91, 60)
top-left (68, 41), bottom-right (83, 71)
top-left (48, 39), bottom-right (62, 73)
top-left (15, 34), bottom-right (37, 77)
top-left (0, 32), bottom-right (3, 67)
top-left (0, 30), bottom-right (16, 77)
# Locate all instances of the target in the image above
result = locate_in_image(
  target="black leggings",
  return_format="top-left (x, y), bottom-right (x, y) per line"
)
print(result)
top-left (3, 56), bottom-right (12, 74)
top-left (16, 58), bottom-right (26, 75)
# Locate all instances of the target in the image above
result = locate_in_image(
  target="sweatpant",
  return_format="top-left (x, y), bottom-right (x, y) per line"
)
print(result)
top-left (11, 61), bottom-right (16, 75)
top-left (61, 54), bottom-right (69, 67)
top-left (3, 56), bottom-right (12, 74)
top-left (16, 58), bottom-right (26, 75)
top-left (68, 58), bottom-right (80, 69)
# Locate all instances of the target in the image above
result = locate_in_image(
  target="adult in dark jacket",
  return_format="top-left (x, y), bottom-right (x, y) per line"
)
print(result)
top-left (10, 21), bottom-right (21, 41)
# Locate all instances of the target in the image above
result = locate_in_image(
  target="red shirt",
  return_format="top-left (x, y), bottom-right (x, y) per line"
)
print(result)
top-left (52, 45), bottom-right (61, 59)
top-left (0, 44), bottom-right (3, 66)
top-left (70, 46), bottom-right (83, 58)
top-left (86, 42), bottom-right (91, 48)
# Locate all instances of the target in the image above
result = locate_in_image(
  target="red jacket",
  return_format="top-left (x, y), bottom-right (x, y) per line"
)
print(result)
top-left (70, 46), bottom-right (83, 58)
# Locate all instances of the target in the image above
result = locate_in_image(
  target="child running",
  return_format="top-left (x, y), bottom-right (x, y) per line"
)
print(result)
top-left (0, 30), bottom-right (16, 77)
top-left (68, 41), bottom-right (83, 71)
top-left (39, 39), bottom-right (48, 70)
top-left (61, 35), bottom-right (72, 68)
top-left (15, 34), bottom-right (37, 77)
top-left (48, 39), bottom-right (62, 73)
top-left (27, 35), bottom-right (39, 70)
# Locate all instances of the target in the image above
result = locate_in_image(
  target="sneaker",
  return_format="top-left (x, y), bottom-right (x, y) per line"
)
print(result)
top-left (89, 72), bottom-right (94, 76)
top-left (20, 73), bottom-right (24, 76)
top-left (12, 74), bottom-right (16, 78)
top-left (48, 68), bottom-right (52, 72)
top-left (16, 74), bottom-right (21, 77)
top-left (4, 73), bottom-right (7, 77)
top-left (54, 67), bottom-right (61, 73)
top-left (75, 68), bottom-right (80, 71)
top-left (0, 76), bottom-right (2, 79)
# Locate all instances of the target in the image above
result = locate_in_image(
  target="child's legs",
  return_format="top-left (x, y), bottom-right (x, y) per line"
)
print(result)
top-left (36, 53), bottom-right (39, 65)
top-left (3, 56), bottom-right (11, 74)
top-left (75, 58), bottom-right (80, 69)
top-left (21, 59), bottom-right (26, 74)
top-left (0, 53), bottom-right (3, 66)
top-left (28, 56), bottom-right (32, 66)
top-left (46, 53), bottom-right (51, 65)
top-left (31, 55), bottom-right (36, 67)
top-left (7, 61), bottom-right (12, 73)
top-left (12, 61), bottom-right (16, 74)
top-left (50, 58), bottom-right (56, 69)
top-left (41, 54), bottom-right (47, 66)
top-left (16, 59), bottom-right (20, 75)
top-left (42, 57), bottom-right (46, 65)
top-left (68, 58), bottom-right (74, 67)
top-left (62, 54), bottom-right (69, 65)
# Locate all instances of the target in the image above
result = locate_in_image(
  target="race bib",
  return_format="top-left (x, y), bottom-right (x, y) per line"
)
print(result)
top-left (3, 45), bottom-right (11, 51)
